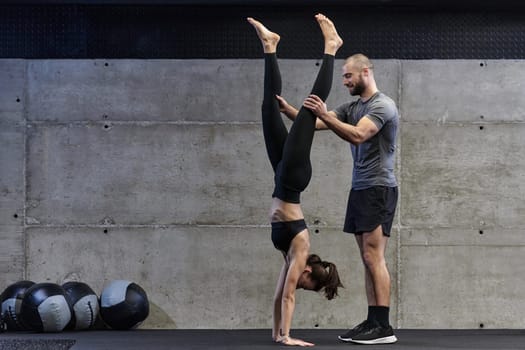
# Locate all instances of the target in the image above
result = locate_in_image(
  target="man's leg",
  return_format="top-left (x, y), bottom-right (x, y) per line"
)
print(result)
top-left (349, 225), bottom-right (397, 344)
top-left (355, 234), bottom-right (378, 307)
top-left (361, 225), bottom-right (390, 308)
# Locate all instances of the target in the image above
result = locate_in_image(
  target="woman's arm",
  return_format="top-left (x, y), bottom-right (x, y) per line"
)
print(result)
top-left (276, 232), bottom-right (314, 346)
top-left (273, 262), bottom-right (287, 341)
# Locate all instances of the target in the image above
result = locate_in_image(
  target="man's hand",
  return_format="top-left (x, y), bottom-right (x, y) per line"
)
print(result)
top-left (275, 95), bottom-right (291, 113)
top-left (275, 95), bottom-right (300, 121)
top-left (303, 94), bottom-right (328, 118)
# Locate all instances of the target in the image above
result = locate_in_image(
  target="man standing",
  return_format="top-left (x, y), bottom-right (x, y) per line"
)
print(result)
top-left (278, 53), bottom-right (399, 345)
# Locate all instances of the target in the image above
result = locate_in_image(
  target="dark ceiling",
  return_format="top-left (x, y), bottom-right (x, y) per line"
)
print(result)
top-left (1, 0), bottom-right (525, 9)
top-left (1, 0), bottom-right (525, 58)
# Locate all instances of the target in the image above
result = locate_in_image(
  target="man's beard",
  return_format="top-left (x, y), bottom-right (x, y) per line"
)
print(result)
top-left (350, 77), bottom-right (365, 96)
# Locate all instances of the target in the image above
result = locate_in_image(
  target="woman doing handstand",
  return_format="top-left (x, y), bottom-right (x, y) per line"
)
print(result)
top-left (248, 14), bottom-right (343, 347)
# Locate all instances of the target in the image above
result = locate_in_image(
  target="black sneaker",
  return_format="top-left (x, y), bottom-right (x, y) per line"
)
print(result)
top-left (338, 319), bottom-right (372, 342)
top-left (350, 324), bottom-right (398, 344)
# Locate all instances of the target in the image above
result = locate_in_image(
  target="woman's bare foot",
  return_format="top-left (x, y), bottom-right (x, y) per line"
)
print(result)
top-left (315, 13), bottom-right (343, 55)
top-left (247, 17), bottom-right (280, 53)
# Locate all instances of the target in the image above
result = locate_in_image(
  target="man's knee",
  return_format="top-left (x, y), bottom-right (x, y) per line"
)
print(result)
top-left (361, 236), bottom-right (386, 268)
top-left (361, 249), bottom-right (385, 269)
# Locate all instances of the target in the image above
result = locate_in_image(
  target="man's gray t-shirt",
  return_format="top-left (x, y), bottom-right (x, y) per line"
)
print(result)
top-left (334, 91), bottom-right (398, 190)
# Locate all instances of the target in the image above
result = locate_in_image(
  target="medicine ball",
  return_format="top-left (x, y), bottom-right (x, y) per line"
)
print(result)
top-left (99, 280), bottom-right (149, 330)
top-left (20, 282), bottom-right (72, 332)
top-left (0, 280), bottom-right (35, 331)
top-left (62, 281), bottom-right (99, 330)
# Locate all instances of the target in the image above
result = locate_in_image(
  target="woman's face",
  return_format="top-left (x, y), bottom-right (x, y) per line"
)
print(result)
top-left (297, 270), bottom-right (316, 291)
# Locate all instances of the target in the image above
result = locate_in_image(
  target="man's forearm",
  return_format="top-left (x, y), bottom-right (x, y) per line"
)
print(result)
top-left (282, 105), bottom-right (299, 121)
top-left (318, 112), bottom-right (360, 144)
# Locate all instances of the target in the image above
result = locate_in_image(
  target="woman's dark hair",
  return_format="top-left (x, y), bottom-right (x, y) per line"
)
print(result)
top-left (307, 254), bottom-right (343, 300)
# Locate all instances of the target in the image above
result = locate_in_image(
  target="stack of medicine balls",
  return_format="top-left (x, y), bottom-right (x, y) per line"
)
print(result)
top-left (0, 280), bottom-right (149, 333)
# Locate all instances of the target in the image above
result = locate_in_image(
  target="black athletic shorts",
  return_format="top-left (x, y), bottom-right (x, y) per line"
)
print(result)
top-left (343, 186), bottom-right (398, 236)
top-left (271, 219), bottom-right (307, 253)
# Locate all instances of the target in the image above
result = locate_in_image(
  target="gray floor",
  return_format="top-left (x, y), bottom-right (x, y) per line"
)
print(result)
top-left (2, 329), bottom-right (525, 349)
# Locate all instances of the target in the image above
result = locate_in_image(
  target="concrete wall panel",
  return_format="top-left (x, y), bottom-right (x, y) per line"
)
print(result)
top-left (401, 60), bottom-right (525, 123)
top-left (400, 237), bottom-right (525, 328)
top-left (26, 123), bottom-right (267, 225)
top-left (0, 60), bottom-right (26, 123)
top-left (0, 126), bottom-right (25, 223)
top-left (0, 126), bottom-right (25, 286)
top-left (400, 123), bottom-right (525, 228)
top-left (0, 226), bottom-right (25, 285)
top-left (401, 227), bottom-right (525, 246)
top-left (27, 59), bottom-right (267, 122)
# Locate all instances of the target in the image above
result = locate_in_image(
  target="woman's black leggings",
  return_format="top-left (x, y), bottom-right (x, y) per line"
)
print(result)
top-left (262, 53), bottom-right (334, 203)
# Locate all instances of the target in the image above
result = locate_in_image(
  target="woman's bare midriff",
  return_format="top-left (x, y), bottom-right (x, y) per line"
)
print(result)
top-left (269, 197), bottom-right (304, 222)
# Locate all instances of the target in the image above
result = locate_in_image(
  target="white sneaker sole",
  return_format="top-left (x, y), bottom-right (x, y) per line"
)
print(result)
top-left (350, 335), bottom-right (398, 345)
top-left (338, 335), bottom-right (353, 342)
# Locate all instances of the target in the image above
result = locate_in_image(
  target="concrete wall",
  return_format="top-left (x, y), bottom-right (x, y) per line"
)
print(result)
top-left (1, 58), bottom-right (524, 329)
